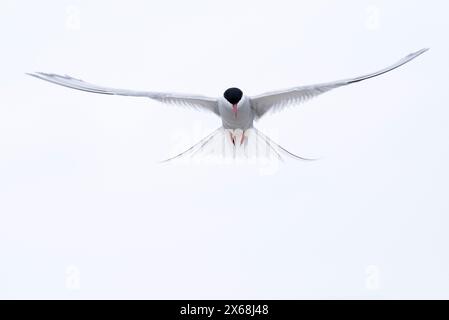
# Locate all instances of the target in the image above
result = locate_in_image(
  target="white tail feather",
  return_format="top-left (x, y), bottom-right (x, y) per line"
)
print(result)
top-left (161, 127), bottom-right (316, 163)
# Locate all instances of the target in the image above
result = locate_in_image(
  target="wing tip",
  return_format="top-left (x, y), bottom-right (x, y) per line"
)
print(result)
top-left (25, 72), bottom-right (39, 77)
top-left (26, 71), bottom-right (53, 79)
top-left (411, 48), bottom-right (430, 58)
top-left (26, 72), bottom-right (87, 85)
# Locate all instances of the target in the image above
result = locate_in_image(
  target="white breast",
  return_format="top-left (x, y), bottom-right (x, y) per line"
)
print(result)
top-left (218, 96), bottom-right (254, 130)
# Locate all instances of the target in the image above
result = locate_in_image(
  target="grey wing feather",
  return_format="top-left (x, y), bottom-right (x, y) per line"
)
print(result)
top-left (250, 48), bottom-right (429, 119)
top-left (27, 72), bottom-right (219, 115)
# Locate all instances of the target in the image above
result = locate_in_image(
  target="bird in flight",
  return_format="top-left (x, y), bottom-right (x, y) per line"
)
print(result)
top-left (28, 48), bottom-right (428, 162)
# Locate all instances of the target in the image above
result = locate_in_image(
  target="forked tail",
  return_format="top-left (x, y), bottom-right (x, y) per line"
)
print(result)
top-left (161, 127), bottom-right (317, 163)
top-left (161, 128), bottom-right (223, 163)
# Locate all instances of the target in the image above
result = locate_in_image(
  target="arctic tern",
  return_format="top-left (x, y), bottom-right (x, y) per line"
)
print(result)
top-left (27, 48), bottom-right (428, 161)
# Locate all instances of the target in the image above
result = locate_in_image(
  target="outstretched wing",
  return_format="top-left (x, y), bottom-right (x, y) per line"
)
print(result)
top-left (250, 48), bottom-right (429, 119)
top-left (27, 72), bottom-right (219, 115)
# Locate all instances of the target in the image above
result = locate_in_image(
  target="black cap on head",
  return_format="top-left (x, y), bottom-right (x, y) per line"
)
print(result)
top-left (224, 88), bottom-right (243, 105)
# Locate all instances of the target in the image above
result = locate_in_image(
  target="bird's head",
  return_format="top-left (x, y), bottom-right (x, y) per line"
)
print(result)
top-left (224, 87), bottom-right (243, 117)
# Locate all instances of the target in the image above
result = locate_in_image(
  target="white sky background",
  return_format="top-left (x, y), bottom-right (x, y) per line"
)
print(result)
top-left (0, 0), bottom-right (448, 299)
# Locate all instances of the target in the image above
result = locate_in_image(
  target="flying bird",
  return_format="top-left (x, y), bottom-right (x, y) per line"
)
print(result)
top-left (27, 48), bottom-right (428, 161)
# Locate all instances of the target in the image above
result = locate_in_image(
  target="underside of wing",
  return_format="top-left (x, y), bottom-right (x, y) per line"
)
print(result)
top-left (250, 48), bottom-right (429, 119)
top-left (27, 72), bottom-right (219, 115)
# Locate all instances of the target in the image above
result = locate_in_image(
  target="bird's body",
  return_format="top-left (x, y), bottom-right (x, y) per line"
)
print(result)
top-left (27, 48), bottom-right (429, 161)
top-left (218, 95), bottom-right (254, 130)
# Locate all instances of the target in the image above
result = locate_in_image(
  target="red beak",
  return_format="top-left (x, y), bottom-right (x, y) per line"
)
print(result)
top-left (232, 104), bottom-right (238, 118)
